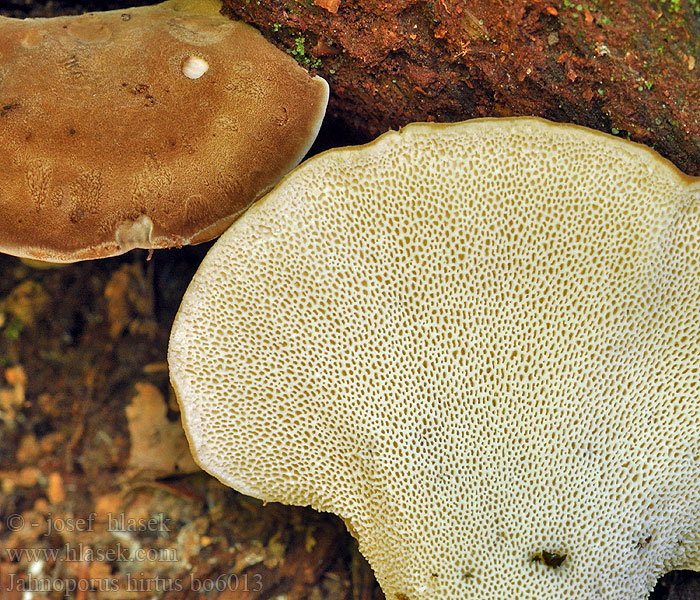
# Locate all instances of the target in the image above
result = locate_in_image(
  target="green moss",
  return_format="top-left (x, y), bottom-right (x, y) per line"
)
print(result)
top-left (3, 317), bottom-right (23, 341)
top-left (287, 36), bottom-right (321, 68)
top-left (291, 35), bottom-right (306, 56)
top-left (657, 0), bottom-right (681, 13)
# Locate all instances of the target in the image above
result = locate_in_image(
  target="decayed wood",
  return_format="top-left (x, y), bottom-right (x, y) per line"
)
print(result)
top-left (224, 0), bottom-right (700, 175)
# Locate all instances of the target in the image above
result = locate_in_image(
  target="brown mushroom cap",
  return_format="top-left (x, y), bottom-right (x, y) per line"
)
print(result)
top-left (0, 0), bottom-right (328, 261)
top-left (169, 117), bottom-right (700, 600)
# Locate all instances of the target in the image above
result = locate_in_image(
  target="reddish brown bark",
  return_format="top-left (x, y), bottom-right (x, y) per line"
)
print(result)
top-left (224, 0), bottom-right (700, 175)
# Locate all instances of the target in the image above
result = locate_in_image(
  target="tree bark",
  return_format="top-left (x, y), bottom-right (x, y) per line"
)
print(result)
top-left (224, 0), bottom-right (700, 175)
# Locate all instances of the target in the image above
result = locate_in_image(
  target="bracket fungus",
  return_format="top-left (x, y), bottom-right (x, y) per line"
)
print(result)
top-left (168, 117), bottom-right (700, 599)
top-left (0, 0), bottom-right (328, 261)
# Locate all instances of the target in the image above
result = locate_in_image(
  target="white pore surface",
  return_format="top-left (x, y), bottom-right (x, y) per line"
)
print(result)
top-left (169, 118), bottom-right (700, 600)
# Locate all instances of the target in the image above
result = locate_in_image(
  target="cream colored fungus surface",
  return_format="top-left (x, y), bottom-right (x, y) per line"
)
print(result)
top-left (170, 117), bottom-right (700, 600)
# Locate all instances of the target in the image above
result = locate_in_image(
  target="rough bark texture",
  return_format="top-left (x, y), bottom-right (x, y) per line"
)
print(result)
top-left (224, 0), bottom-right (700, 175)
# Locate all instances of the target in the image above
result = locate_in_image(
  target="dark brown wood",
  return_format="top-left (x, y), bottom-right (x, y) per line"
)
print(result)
top-left (224, 0), bottom-right (700, 175)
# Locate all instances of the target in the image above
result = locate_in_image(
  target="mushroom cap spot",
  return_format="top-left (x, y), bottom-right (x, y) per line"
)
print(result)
top-left (182, 55), bottom-right (209, 79)
top-left (169, 117), bottom-right (700, 600)
top-left (66, 19), bottom-right (113, 44)
top-left (115, 215), bottom-right (154, 250)
top-left (19, 30), bottom-right (44, 48)
top-left (0, 0), bottom-right (328, 262)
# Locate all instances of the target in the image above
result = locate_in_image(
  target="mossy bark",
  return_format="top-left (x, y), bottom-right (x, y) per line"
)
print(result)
top-left (224, 0), bottom-right (700, 175)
